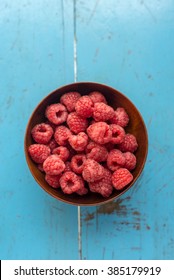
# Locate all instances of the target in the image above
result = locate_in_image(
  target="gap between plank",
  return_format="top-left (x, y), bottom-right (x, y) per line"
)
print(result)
top-left (73, 0), bottom-right (77, 83)
top-left (73, 0), bottom-right (82, 260)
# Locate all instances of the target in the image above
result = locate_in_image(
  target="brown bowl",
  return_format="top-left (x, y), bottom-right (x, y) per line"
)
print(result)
top-left (24, 82), bottom-right (148, 206)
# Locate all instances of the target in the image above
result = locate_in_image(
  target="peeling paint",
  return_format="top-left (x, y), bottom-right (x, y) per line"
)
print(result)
top-left (127, 49), bottom-right (132, 55)
top-left (131, 247), bottom-right (141, 251)
top-left (147, 74), bottom-right (153, 79)
top-left (133, 223), bottom-right (141, 230)
top-left (132, 211), bottom-right (141, 216)
top-left (84, 212), bottom-right (95, 221)
top-left (51, 205), bottom-right (64, 212)
top-left (83, 197), bottom-right (132, 223)
top-left (146, 225), bottom-right (151, 230)
top-left (97, 199), bottom-right (128, 215)
top-left (6, 96), bottom-right (14, 109)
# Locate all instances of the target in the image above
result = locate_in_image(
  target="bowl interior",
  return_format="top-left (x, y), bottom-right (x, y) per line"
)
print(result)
top-left (24, 82), bottom-right (148, 206)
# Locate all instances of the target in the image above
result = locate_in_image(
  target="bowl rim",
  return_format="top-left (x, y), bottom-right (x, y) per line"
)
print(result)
top-left (24, 81), bottom-right (148, 206)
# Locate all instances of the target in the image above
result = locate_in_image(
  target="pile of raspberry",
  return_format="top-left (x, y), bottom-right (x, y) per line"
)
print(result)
top-left (28, 91), bottom-right (138, 198)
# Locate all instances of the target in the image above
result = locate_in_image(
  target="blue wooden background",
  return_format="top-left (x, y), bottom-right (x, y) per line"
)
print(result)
top-left (0, 0), bottom-right (174, 260)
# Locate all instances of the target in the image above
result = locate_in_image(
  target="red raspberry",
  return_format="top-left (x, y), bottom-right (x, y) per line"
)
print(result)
top-left (123, 152), bottom-right (136, 170)
top-left (59, 171), bottom-right (81, 194)
top-left (93, 102), bottom-right (115, 121)
top-left (64, 161), bottom-right (72, 172)
top-left (45, 174), bottom-right (61, 188)
top-left (107, 149), bottom-right (126, 171)
top-left (76, 176), bottom-right (88, 195)
top-left (76, 187), bottom-right (88, 195)
top-left (87, 122), bottom-right (112, 144)
top-left (37, 163), bottom-right (44, 172)
top-left (82, 159), bottom-right (104, 182)
top-left (52, 146), bottom-right (70, 162)
top-left (48, 138), bottom-right (58, 152)
top-left (86, 141), bottom-right (108, 162)
top-left (89, 91), bottom-right (107, 104)
top-left (54, 125), bottom-right (72, 146)
top-left (68, 132), bottom-right (88, 152)
top-left (67, 112), bottom-right (88, 134)
top-left (75, 95), bottom-right (93, 118)
top-left (28, 144), bottom-right (51, 163)
top-left (70, 154), bottom-right (86, 174)
top-left (110, 124), bottom-right (125, 144)
top-left (89, 168), bottom-right (113, 197)
top-left (45, 103), bottom-right (68, 125)
top-left (117, 133), bottom-right (138, 153)
top-left (110, 107), bottom-right (129, 127)
top-left (60, 91), bottom-right (81, 112)
top-left (112, 168), bottom-right (133, 190)
top-left (43, 155), bottom-right (65, 175)
top-left (31, 123), bottom-right (53, 144)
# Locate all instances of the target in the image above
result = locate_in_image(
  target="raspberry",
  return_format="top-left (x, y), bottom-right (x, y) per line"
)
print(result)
top-left (117, 133), bottom-right (138, 153)
top-left (54, 125), bottom-right (72, 146)
top-left (87, 122), bottom-right (112, 144)
top-left (93, 102), bottom-right (115, 121)
top-left (68, 132), bottom-right (88, 152)
top-left (43, 155), bottom-right (65, 175)
top-left (52, 146), bottom-right (70, 162)
top-left (110, 124), bottom-right (125, 144)
top-left (86, 141), bottom-right (108, 162)
top-left (67, 112), bottom-right (88, 134)
top-left (107, 149), bottom-right (126, 171)
top-left (109, 113), bottom-right (118, 125)
top-left (45, 174), bottom-right (61, 188)
top-left (82, 159), bottom-right (104, 182)
top-left (89, 91), bottom-right (107, 104)
top-left (76, 176), bottom-right (88, 195)
top-left (60, 171), bottom-right (81, 194)
top-left (110, 107), bottom-right (129, 127)
top-left (70, 154), bottom-right (86, 174)
top-left (45, 103), bottom-right (68, 125)
top-left (64, 161), bottom-right (72, 172)
top-left (112, 168), bottom-right (133, 190)
top-left (37, 163), bottom-right (44, 172)
top-left (31, 123), bottom-right (53, 144)
top-left (28, 144), bottom-right (51, 163)
top-left (76, 186), bottom-right (88, 195)
top-left (75, 95), bottom-right (93, 118)
top-left (123, 152), bottom-right (136, 170)
top-left (89, 168), bottom-right (113, 197)
top-left (48, 138), bottom-right (58, 151)
top-left (60, 91), bottom-right (81, 112)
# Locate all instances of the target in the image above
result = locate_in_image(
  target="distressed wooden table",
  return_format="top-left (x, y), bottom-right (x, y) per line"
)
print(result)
top-left (0, 0), bottom-right (174, 260)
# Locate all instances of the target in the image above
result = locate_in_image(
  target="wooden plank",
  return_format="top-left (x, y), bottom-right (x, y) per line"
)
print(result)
top-left (0, 0), bottom-right (78, 259)
top-left (76, 0), bottom-right (174, 259)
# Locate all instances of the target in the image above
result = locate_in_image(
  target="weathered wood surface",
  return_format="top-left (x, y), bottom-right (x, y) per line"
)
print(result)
top-left (0, 0), bottom-right (174, 259)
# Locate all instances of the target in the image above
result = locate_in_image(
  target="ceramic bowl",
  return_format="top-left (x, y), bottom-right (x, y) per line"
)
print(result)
top-left (24, 82), bottom-right (148, 206)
